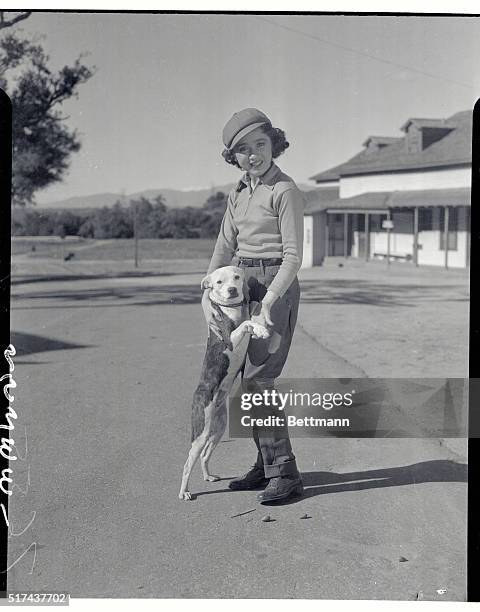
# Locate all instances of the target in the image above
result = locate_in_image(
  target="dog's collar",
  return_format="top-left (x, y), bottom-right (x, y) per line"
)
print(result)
top-left (209, 291), bottom-right (246, 308)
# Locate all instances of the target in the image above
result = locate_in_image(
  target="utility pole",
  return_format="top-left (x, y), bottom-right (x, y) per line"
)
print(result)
top-left (133, 197), bottom-right (139, 268)
top-left (387, 212), bottom-right (391, 267)
top-left (122, 188), bottom-right (139, 268)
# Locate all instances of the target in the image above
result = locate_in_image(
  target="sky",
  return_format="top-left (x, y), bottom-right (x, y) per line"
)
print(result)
top-left (12, 11), bottom-right (480, 203)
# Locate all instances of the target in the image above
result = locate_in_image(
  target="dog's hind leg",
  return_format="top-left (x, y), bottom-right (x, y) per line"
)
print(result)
top-left (201, 409), bottom-right (227, 482)
top-left (179, 435), bottom-right (207, 501)
top-left (201, 439), bottom-right (220, 482)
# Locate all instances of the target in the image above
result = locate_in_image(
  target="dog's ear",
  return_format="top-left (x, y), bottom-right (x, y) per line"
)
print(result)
top-left (200, 274), bottom-right (212, 290)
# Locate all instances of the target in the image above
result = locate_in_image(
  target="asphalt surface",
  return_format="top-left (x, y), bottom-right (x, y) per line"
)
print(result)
top-left (7, 262), bottom-right (467, 600)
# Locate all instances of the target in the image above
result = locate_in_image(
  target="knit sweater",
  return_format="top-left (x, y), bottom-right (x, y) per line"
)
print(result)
top-left (207, 162), bottom-right (305, 298)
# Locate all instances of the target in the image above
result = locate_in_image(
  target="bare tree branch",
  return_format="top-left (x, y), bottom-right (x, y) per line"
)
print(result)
top-left (0, 11), bottom-right (32, 30)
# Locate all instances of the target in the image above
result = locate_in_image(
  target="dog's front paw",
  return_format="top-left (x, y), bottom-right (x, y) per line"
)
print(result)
top-left (251, 323), bottom-right (270, 340)
top-left (179, 491), bottom-right (193, 501)
top-left (204, 474), bottom-right (220, 482)
top-left (240, 322), bottom-right (254, 334)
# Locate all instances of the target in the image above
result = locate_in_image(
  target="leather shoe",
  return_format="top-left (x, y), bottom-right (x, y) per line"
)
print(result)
top-left (229, 465), bottom-right (269, 491)
top-left (257, 475), bottom-right (304, 503)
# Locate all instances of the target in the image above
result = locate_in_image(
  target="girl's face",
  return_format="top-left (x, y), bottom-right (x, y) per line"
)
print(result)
top-left (232, 127), bottom-right (273, 178)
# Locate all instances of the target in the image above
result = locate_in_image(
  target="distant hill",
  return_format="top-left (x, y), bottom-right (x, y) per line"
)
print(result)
top-left (38, 185), bottom-right (235, 210)
top-left (37, 183), bottom-right (318, 210)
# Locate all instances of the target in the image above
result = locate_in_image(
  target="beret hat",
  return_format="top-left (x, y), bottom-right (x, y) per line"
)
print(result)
top-left (222, 108), bottom-right (272, 150)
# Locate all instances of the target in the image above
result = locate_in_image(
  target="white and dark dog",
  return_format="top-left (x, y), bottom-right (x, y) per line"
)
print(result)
top-left (179, 265), bottom-right (269, 501)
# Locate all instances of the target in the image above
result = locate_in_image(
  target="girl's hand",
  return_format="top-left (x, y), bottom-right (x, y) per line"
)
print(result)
top-left (258, 290), bottom-right (277, 328)
top-left (260, 302), bottom-right (274, 328)
top-left (201, 289), bottom-right (223, 340)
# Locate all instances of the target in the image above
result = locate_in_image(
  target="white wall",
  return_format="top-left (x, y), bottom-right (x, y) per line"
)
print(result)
top-left (313, 180), bottom-right (339, 189)
top-left (417, 231), bottom-right (467, 267)
top-left (352, 208), bottom-right (469, 267)
top-left (303, 214), bottom-right (327, 267)
top-left (352, 231), bottom-right (358, 258)
top-left (340, 165), bottom-right (470, 198)
top-left (418, 207), bottom-right (469, 267)
top-left (302, 216), bottom-right (314, 268)
top-left (369, 232), bottom-right (413, 257)
top-left (362, 231), bottom-right (468, 267)
top-left (308, 207), bottom-right (469, 268)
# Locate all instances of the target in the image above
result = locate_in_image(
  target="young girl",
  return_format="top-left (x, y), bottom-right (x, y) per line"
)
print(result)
top-left (202, 108), bottom-right (305, 503)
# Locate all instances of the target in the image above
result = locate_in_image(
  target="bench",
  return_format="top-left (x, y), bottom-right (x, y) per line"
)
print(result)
top-left (373, 251), bottom-right (412, 262)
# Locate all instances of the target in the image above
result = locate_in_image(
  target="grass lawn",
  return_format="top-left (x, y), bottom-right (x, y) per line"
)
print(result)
top-left (12, 237), bottom-right (217, 261)
top-left (12, 236), bottom-right (84, 256)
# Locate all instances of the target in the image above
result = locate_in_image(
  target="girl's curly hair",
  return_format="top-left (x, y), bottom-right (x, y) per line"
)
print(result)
top-left (221, 124), bottom-right (290, 168)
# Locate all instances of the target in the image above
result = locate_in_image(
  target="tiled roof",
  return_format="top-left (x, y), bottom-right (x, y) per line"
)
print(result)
top-left (362, 136), bottom-right (401, 147)
top-left (389, 187), bottom-right (470, 208)
top-left (306, 187), bottom-right (470, 214)
top-left (310, 110), bottom-right (472, 183)
top-left (307, 191), bottom-right (389, 213)
top-left (400, 117), bottom-right (455, 131)
top-left (303, 187), bottom-right (339, 213)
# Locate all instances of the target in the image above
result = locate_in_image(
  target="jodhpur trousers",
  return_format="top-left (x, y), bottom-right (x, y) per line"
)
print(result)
top-left (233, 257), bottom-right (301, 479)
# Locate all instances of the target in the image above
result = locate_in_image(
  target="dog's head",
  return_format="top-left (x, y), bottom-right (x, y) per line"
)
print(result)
top-left (201, 266), bottom-right (249, 304)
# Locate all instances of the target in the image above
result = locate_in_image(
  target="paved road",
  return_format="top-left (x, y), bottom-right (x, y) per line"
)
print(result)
top-left (7, 265), bottom-right (467, 600)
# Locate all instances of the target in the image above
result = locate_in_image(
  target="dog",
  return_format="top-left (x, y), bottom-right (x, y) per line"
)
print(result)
top-left (178, 265), bottom-right (270, 501)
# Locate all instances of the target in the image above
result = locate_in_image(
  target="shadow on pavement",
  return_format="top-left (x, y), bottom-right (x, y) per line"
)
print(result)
top-left (11, 269), bottom-right (198, 286)
top-left (300, 280), bottom-right (469, 307)
top-left (194, 459), bottom-right (466, 504)
top-left (11, 331), bottom-right (95, 356)
top-left (12, 277), bottom-right (468, 310)
top-left (300, 459), bottom-right (467, 499)
top-left (11, 272), bottom-right (469, 310)
top-left (11, 283), bottom-right (203, 309)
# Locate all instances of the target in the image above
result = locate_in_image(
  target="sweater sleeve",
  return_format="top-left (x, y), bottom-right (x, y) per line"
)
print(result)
top-left (267, 187), bottom-right (304, 298)
top-left (207, 191), bottom-right (238, 274)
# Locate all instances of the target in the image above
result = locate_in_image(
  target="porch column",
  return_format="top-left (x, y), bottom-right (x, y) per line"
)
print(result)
top-left (365, 212), bottom-right (369, 261)
top-left (444, 206), bottom-right (449, 269)
top-left (387, 210), bottom-right (391, 266)
top-left (413, 207), bottom-right (419, 267)
top-left (324, 213), bottom-right (329, 260)
top-left (343, 213), bottom-right (348, 258)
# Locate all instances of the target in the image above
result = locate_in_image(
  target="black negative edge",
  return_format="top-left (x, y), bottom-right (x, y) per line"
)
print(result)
top-left (9, 9), bottom-right (480, 17)
top-left (0, 89), bottom-right (12, 596)
top-left (467, 99), bottom-right (480, 601)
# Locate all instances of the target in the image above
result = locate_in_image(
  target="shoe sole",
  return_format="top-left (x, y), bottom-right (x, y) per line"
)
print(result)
top-left (229, 481), bottom-right (269, 491)
top-left (258, 483), bottom-right (304, 503)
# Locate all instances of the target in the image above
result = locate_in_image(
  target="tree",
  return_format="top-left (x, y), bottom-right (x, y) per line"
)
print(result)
top-left (89, 202), bottom-right (132, 239)
top-left (109, 202), bottom-right (133, 238)
top-left (0, 16), bottom-right (94, 205)
top-left (53, 210), bottom-right (83, 237)
top-left (78, 217), bottom-right (95, 239)
top-left (147, 195), bottom-right (169, 238)
top-left (164, 207), bottom-right (211, 238)
top-left (20, 209), bottom-right (55, 236)
top-left (203, 191), bottom-right (227, 213)
top-left (201, 191), bottom-right (227, 237)
top-left (129, 197), bottom-right (153, 238)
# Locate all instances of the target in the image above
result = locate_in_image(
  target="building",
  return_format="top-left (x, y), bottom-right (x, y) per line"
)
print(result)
top-left (303, 110), bottom-right (471, 269)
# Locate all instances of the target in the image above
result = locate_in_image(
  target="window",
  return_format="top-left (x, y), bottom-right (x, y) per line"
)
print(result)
top-left (418, 209), bottom-right (433, 231)
top-left (369, 215), bottom-right (386, 231)
top-left (439, 207), bottom-right (458, 251)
